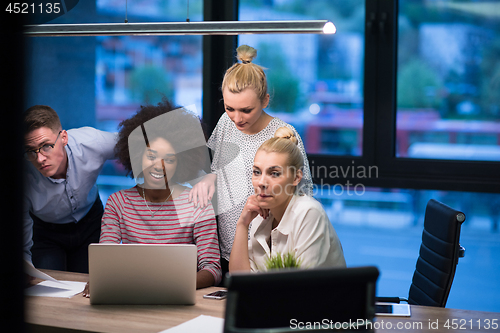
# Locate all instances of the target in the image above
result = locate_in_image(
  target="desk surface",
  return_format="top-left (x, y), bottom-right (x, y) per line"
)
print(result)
top-left (25, 270), bottom-right (500, 333)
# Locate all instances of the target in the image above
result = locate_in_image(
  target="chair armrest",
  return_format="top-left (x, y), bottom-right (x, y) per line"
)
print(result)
top-left (375, 297), bottom-right (409, 304)
top-left (459, 244), bottom-right (465, 258)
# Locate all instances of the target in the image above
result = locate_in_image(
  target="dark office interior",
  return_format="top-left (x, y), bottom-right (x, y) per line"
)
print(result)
top-left (2, 0), bottom-right (500, 330)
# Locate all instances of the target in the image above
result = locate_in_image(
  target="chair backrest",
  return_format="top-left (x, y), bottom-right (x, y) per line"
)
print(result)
top-left (224, 266), bottom-right (379, 333)
top-left (408, 199), bottom-right (465, 307)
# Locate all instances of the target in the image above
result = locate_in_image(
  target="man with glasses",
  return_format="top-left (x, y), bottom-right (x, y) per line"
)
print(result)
top-left (23, 105), bottom-right (116, 273)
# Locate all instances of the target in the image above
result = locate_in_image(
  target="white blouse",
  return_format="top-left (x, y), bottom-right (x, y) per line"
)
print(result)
top-left (207, 113), bottom-right (313, 261)
top-left (248, 195), bottom-right (346, 271)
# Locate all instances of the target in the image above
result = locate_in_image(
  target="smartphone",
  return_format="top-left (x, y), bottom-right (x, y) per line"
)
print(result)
top-left (375, 302), bottom-right (411, 316)
top-left (203, 290), bottom-right (228, 300)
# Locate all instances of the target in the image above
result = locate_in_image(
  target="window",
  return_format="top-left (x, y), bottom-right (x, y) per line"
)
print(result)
top-left (239, 0), bottom-right (365, 157)
top-left (232, 0), bottom-right (500, 312)
top-left (365, 0), bottom-right (500, 193)
top-left (396, 0), bottom-right (500, 161)
top-left (25, 1), bottom-right (204, 202)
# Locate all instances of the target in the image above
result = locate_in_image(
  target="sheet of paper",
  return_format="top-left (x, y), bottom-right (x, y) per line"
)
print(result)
top-left (158, 315), bottom-right (224, 333)
top-left (24, 259), bottom-right (71, 286)
top-left (25, 280), bottom-right (87, 298)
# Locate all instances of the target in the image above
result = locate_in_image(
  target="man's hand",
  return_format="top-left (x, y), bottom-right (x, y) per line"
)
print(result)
top-left (25, 274), bottom-right (35, 288)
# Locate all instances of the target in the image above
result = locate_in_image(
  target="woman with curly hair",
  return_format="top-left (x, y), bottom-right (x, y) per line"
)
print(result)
top-left (97, 99), bottom-right (221, 289)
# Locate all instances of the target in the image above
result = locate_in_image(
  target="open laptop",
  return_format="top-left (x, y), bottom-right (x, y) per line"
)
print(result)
top-left (88, 243), bottom-right (197, 305)
top-left (224, 266), bottom-right (379, 333)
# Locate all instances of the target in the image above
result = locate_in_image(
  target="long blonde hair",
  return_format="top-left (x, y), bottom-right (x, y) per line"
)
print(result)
top-left (221, 45), bottom-right (268, 103)
top-left (257, 127), bottom-right (303, 175)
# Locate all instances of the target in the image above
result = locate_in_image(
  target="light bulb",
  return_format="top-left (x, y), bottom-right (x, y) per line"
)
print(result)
top-left (323, 22), bottom-right (336, 34)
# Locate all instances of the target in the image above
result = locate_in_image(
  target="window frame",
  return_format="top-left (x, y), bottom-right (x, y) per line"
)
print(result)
top-left (202, 0), bottom-right (500, 194)
top-left (372, 0), bottom-right (500, 193)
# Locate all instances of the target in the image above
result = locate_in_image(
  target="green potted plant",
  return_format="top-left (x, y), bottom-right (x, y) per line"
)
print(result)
top-left (265, 252), bottom-right (302, 270)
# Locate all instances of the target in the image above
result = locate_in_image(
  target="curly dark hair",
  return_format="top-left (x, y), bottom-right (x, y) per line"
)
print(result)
top-left (115, 98), bottom-right (210, 184)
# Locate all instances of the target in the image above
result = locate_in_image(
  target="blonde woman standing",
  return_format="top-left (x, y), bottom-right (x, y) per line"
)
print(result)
top-left (189, 45), bottom-right (313, 278)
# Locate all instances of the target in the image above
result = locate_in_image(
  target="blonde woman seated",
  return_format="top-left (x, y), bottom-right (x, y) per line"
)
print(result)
top-left (229, 127), bottom-right (346, 272)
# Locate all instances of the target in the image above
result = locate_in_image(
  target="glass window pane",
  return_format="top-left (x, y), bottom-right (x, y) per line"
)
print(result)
top-left (239, 0), bottom-right (365, 156)
top-left (94, 1), bottom-right (203, 202)
top-left (25, 1), bottom-right (203, 204)
top-left (397, 0), bottom-right (500, 161)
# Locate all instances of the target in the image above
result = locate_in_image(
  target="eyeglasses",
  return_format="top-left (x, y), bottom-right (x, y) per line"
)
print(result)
top-left (24, 131), bottom-right (62, 161)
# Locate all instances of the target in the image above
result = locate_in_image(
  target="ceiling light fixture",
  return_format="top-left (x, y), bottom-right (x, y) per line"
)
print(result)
top-left (23, 20), bottom-right (336, 37)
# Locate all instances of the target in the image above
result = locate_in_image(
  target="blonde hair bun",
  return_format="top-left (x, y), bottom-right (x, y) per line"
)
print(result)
top-left (236, 45), bottom-right (257, 64)
top-left (222, 44), bottom-right (267, 103)
top-left (274, 127), bottom-right (298, 145)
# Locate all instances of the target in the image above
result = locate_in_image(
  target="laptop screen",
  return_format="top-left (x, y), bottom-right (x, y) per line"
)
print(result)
top-left (89, 243), bottom-right (197, 305)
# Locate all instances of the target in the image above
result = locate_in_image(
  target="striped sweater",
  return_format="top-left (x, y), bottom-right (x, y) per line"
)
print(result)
top-left (100, 187), bottom-right (221, 285)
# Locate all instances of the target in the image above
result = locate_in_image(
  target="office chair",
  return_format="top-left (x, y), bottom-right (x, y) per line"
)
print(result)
top-left (377, 199), bottom-right (466, 307)
top-left (224, 266), bottom-right (379, 333)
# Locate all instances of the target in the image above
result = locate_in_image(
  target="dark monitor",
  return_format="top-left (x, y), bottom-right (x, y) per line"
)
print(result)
top-left (224, 266), bottom-right (379, 333)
